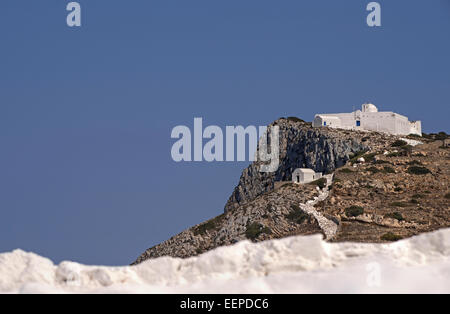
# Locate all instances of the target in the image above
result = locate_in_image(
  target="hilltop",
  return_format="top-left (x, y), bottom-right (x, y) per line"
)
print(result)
top-left (133, 119), bottom-right (449, 264)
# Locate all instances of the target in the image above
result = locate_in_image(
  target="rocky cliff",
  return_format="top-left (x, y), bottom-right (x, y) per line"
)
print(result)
top-left (224, 118), bottom-right (389, 212)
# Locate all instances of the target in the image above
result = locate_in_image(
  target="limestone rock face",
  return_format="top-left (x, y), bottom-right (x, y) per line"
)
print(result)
top-left (224, 119), bottom-right (369, 212)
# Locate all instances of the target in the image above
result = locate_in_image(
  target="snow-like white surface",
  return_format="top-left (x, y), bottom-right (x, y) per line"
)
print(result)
top-left (1, 229), bottom-right (450, 294)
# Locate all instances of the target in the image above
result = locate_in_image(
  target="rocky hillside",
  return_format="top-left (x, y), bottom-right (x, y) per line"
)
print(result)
top-left (132, 119), bottom-right (449, 264)
top-left (133, 182), bottom-right (324, 263)
top-left (316, 139), bottom-right (450, 243)
top-left (224, 118), bottom-right (395, 212)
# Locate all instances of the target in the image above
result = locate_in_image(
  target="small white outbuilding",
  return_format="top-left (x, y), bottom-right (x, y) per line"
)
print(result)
top-left (292, 168), bottom-right (322, 184)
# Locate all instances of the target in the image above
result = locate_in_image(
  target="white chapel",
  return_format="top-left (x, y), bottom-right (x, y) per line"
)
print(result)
top-left (312, 103), bottom-right (422, 136)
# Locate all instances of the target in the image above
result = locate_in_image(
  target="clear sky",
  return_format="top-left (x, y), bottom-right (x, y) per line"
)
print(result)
top-left (1, 1), bottom-right (449, 265)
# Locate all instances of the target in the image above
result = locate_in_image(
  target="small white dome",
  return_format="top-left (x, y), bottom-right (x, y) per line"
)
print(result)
top-left (362, 103), bottom-right (378, 113)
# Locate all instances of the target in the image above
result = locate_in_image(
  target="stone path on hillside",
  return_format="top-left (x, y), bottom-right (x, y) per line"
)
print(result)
top-left (299, 174), bottom-right (338, 240)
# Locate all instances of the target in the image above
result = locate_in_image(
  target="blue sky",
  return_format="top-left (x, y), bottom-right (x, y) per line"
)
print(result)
top-left (1, 1), bottom-right (449, 265)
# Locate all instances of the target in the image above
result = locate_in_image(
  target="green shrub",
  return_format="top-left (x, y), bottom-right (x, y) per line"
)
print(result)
top-left (391, 140), bottom-right (408, 147)
top-left (412, 193), bottom-right (424, 199)
top-left (445, 193), bottom-right (450, 199)
top-left (390, 202), bottom-right (409, 207)
top-left (374, 159), bottom-right (390, 165)
top-left (384, 212), bottom-right (404, 221)
top-left (193, 214), bottom-right (224, 235)
top-left (367, 166), bottom-right (380, 173)
top-left (381, 233), bottom-right (403, 242)
top-left (383, 166), bottom-right (395, 174)
top-left (194, 220), bottom-right (217, 236)
top-left (349, 150), bottom-right (369, 163)
top-left (286, 209), bottom-right (310, 224)
top-left (407, 160), bottom-right (423, 166)
top-left (287, 117), bottom-right (305, 123)
top-left (410, 199), bottom-right (419, 204)
top-left (362, 152), bottom-right (378, 162)
top-left (309, 177), bottom-right (327, 189)
top-left (345, 206), bottom-right (364, 217)
top-left (387, 152), bottom-right (401, 157)
top-left (245, 222), bottom-right (271, 240)
top-left (394, 187), bottom-right (403, 192)
top-left (435, 132), bottom-right (448, 143)
top-left (407, 166), bottom-right (431, 175)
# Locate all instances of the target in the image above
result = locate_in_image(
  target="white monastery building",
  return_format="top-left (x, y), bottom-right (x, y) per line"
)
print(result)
top-left (313, 103), bottom-right (422, 136)
top-left (292, 168), bottom-right (322, 184)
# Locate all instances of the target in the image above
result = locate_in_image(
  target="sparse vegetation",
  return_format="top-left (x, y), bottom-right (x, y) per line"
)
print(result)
top-left (309, 177), bottom-right (327, 189)
top-left (383, 166), bottom-right (395, 174)
top-left (384, 212), bottom-right (404, 221)
top-left (381, 232), bottom-right (403, 241)
top-left (286, 208), bottom-right (310, 224)
top-left (374, 159), bottom-right (391, 165)
top-left (359, 152), bottom-right (378, 163)
top-left (367, 166), bottom-right (380, 173)
top-left (245, 222), bottom-right (271, 240)
top-left (287, 117), bottom-right (305, 123)
top-left (407, 166), bottom-right (431, 175)
top-left (349, 149), bottom-right (369, 164)
top-left (410, 199), bottom-right (419, 204)
top-left (387, 152), bottom-right (401, 157)
top-left (391, 140), bottom-right (408, 147)
top-left (407, 160), bottom-right (423, 166)
top-left (390, 202), bottom-right (409, 207)
top-left (445, 193), bottom-right (450, 200)
top-left (412, 193), bottom-right (424, 199)
top-left (194, 220), bottom-right (217, 236)
top-left (345, 206), bottom-right (364, 217)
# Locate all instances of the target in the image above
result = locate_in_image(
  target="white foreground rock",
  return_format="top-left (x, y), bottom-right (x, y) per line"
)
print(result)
top-left (1, 228), bottom-right (450, 294)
